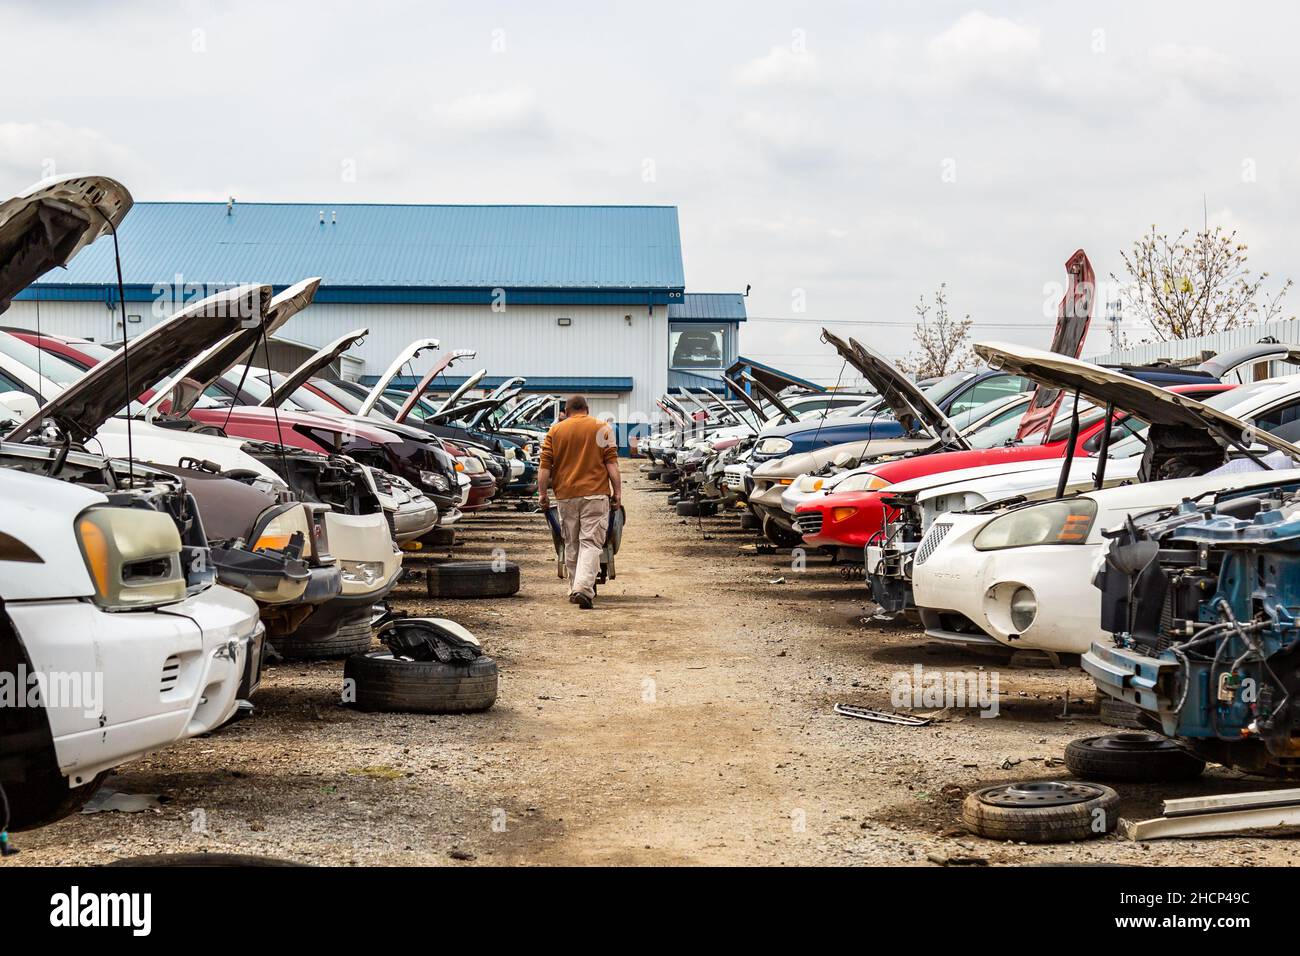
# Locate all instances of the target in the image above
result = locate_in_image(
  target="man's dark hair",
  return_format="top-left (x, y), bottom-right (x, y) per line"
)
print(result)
top-left (566, 394), bottom-right (589, 414)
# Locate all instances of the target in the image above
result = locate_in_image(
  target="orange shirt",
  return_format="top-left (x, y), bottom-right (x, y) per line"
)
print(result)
top-left (539, 413), bottom-right (617, 499)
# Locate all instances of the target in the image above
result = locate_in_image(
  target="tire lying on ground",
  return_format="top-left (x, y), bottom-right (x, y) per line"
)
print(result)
top-left (344, 653), bottom-right (498, 713)
top-left (962, 780), bottom-right (1119, 843)
top-left (739, 511), bottom-right (761, 531)
top-left (1064, 732), bottom-right (1206, 782)
top-left (426, 560), bottom-right (521, 598)
top-left (272, 618), bottom-right (374, 660)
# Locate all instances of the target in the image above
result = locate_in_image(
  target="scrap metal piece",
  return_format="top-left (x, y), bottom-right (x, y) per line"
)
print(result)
top-left (834, 703), bottom-right (932, 726)
top-left (1121, 787), bottom-right (1300, 840)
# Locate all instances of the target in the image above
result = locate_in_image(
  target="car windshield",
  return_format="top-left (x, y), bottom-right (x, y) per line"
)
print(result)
top-left (0, 333), bottom-right (86, 391)
top-left (968, 398), bottom-right (1105, 450)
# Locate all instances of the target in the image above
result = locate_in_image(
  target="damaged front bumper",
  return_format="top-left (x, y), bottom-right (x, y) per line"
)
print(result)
top-left (1082, 642), bottom-right (1178, 734)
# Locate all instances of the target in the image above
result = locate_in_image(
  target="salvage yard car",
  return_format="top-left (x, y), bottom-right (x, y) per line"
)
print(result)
top-left (910, 344), bottom-right (1300, 654)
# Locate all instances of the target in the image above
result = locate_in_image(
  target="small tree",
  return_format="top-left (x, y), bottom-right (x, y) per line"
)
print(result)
top-left (1114, 226), bottom-right (1293, 341)
top-left (900, 283), bottom-right (974, 378)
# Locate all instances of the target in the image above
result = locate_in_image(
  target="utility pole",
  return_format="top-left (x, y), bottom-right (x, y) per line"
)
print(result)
top-left (1106, 298), bottom-right (1123, 353)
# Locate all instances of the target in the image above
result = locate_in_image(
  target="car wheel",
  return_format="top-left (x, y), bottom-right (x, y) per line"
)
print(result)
top-left (344, 652), bottom-right (498, 713)
top-left (962, 780), bottom-right (1118, 843)
top-left (4, 769), bottom-right (107, 832)
top-left (739, 511), bottom-right (761, 531)
top-left (676, 500), bottom-right (700, 516)
top-left (1099, 695), bottom-right (1145, 729)
top-left (1065, 732), bottom-right (1205, 782)
top-left (272, 618), bottom-right (374, 660)
top-left (426, 560), bottom-right (520, 598)
top-left (761, 514), bottom-right (804, 549)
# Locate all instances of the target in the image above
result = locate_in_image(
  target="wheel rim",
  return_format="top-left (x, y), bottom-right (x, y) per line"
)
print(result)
top-left (979, 780), bottom-right (1106, 808)
top-left (1086, 731), bottom-right (1181, 753)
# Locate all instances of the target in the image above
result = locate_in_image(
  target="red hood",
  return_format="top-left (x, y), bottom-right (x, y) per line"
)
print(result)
top-left (189, 406), bottom-right (401, 453)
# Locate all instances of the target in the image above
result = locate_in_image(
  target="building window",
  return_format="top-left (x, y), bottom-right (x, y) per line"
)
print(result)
top-left (669, 324), bottom-right (726, 370)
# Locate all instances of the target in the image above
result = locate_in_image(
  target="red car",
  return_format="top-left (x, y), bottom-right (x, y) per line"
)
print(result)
top-left (444, 440), bottom-right (497, 511)
top-left (793, 384), bottom-right (1233, 555)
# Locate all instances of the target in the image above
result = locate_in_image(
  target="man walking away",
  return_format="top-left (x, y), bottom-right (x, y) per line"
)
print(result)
top-left (537, 396), bottom-right (622, 609)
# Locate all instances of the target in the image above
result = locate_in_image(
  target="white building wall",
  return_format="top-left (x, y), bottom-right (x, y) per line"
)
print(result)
top-left (5, 298), bottom-right (670, 422)
top-left (1093, 320), bottom-right (1300, 378)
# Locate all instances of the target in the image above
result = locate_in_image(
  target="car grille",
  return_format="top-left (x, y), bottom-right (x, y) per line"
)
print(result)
top-left (793, 512), bottom-right (823, 536)
top-left (914, 522), bottom-right (952, 566)
top-left (160, 654), bottom-right (181, 694)
top-left (723, 472), bottom-right (744, 488)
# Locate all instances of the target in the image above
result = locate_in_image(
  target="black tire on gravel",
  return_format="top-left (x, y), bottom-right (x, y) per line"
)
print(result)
top-left (344, 653), bottom-right (498, 713)
top-left (1065, 732), bottom-right (1206, 782)
top-left (962, 781), bottom-right (1118, 843)
top-left (1099, 695), bottom-right (1145, 729)
top-left (676, 500), bottom-right (700, 516)
top-left (426, 560), bottom-right (521, 598)
top-left (273, 618), bottom-right (374, 660)
top-left (107, 853), bottom-right (304, 867)
top-left (5, 770), bottom-right (107, 832)
top-left (739, 511), bottom-right (761, 531)
top-left (762, 514), bottom-right (804, 549)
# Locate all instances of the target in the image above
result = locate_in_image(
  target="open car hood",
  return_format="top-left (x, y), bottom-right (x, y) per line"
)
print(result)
top-left (431, 389), bottom-right (522, 427)
top-left (975, 341), bottom-right (1300, 460)
top-left (437, 368), bottom-right (487, 414)
top-left (468, 377), bottom-right (526, 428)
top-left (144, 277), bottom-right (322, 420)
top-left (498, 394), bottom-right (545, 427)
top-left (821, 329), bottom-right (968, 449)
top-left (0, 175), bottom-right (132, 312)
top-left (7, 283), bottom-right (272, 443)
top-left (262, 326), bottom-right (367, 409)
top-left (1197, 342), bottom-right (1300, 381)
top-left (394, 348), bottom-right (476, 423)
top-left (736, 372), bottom-right (793, 423)
top-left (360, 337), bottom-right (440, 416)
top-left (700, 384), bottom-right (758, 429)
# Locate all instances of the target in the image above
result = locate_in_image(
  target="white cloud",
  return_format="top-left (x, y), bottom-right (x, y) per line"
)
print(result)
top-left (925, 11), bottom-right (1058, 94)
top-left (0, 120), bottom-right (140, 190)
top-left (1148, 42), bottom-right (1260, 103)
top-left (430, 87), bottom-right (552, 138)
top-left (733, 46), bottom-right (822, 89)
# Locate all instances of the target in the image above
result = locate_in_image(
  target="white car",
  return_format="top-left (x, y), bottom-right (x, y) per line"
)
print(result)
top-left (0, 407), bottom-right (261, 829)
top-left (911, 343), bottom-right (1300, 655)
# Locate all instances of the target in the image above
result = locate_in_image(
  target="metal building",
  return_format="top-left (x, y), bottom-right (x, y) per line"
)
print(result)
top-left (1092, 319), bottom-right (1300, 379)
top-left (8, 200), bottom-right (710, 436)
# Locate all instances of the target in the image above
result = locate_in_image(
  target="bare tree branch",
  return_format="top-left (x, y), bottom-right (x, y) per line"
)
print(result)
top-left (898, 282), bottom-right (975, 377)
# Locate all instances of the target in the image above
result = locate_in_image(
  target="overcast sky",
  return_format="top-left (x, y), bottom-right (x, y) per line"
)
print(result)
top-left (3, 0), bottom-right (1296, 381)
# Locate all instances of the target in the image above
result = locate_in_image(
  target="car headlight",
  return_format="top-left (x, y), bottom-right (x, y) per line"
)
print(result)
top-left (75, 507), bottom-right (186, 610)
top-left (340, 560), bottom-right (386, 586)
top-left (973, 499), bottom-right (1097, 551)
top-left (252, 504), bottom-right (310, 558)
top-left (757, 437), bottom-right (793, 455)
top-left (420, 469), bottom-right (451, 492)
top-left (1010, 586), bottom-right (1038, 632)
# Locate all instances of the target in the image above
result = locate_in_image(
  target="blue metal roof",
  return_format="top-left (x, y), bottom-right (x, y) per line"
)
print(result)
top-left (26, 202), bottom-right (685, 305)
top-left (668, 292), bottom-right (747, 322)
top-left (368, 375), bottom-right (633, 394)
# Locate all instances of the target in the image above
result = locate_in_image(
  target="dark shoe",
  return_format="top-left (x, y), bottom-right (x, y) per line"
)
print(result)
top-left (574, 593), bottom-right (594, 610)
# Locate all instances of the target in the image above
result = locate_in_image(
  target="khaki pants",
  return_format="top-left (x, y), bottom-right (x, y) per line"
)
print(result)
top-left (557, 494), bottom-right (610, 600)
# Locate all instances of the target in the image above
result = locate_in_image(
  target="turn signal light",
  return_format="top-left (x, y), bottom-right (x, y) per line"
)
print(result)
top-left (832, 507), bottom-right (858, 522)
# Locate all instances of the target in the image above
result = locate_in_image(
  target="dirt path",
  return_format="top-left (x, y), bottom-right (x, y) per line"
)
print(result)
top-left (13, 462), bottom-right (1299, 865)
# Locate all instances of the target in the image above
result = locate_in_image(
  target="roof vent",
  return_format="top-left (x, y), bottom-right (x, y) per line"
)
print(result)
top-left (319, 209), bottom-right (325, 224)
top-left (332, 210), bottom-right (337, 225)
top-left (226, 196), bottom-right (235, 216)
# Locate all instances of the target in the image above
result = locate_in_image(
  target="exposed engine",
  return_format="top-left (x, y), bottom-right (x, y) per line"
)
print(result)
top-left (1088, 484), bottom-right (1300, 776)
